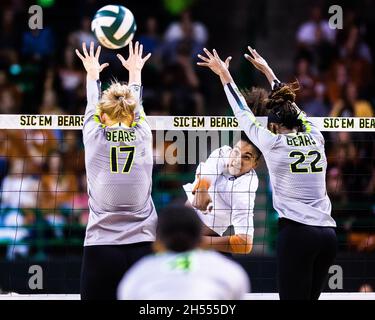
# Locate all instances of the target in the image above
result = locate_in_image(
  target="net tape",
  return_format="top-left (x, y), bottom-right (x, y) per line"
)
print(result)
top-left (0, 115), bottom-right (374, 131)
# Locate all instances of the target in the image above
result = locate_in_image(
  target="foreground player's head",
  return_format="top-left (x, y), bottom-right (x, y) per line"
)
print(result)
top-left (97, 82), bottom-right (137, 127)
top-left (228, 132), bottom-right (262, 176)
top-left (156, 205), bottom-right (202, 253)
top-left (265, 83), bottom-right (303, 134)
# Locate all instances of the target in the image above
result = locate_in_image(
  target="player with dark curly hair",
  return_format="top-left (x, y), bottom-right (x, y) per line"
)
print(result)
top-left (197, 46), bottom-right (337, 300)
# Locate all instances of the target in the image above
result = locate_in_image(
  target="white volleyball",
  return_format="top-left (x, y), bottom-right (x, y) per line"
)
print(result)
top-left (91, 5), bottom-right (137, 49)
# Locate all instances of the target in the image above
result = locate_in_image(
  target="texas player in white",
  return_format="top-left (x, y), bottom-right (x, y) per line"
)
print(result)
top-left (184, 133), bottom-right (261, 254)
top-left (197, 47), bottom-right (337, 300)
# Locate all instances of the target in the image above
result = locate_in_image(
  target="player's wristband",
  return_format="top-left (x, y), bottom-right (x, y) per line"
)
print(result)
top-left (192, 178), bottom-right (211, 194)
top-left (229, 235), bottom-right (252, 254)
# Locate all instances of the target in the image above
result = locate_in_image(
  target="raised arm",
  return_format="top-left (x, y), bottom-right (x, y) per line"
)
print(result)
top-left (117, 41), bottom-right (151, 122)
top-left (244, 46), bottom-right (279, 87)
top-left (245, 46), bottom-right (323, 139)
top-left (75, 42), bottom-right (108, 137)
top-left (197, 48), bottom-right (278, 153)
top-left (191, 146), bottom-right (229, 212)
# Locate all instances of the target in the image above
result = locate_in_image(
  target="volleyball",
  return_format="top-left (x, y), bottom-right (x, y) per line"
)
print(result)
top-left (91, 5), bottom-right (137, 49)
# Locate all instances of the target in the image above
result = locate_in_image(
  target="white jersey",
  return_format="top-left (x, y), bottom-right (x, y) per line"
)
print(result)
top-left (224, 82), bottom-right (336, 227)
top-left (184, 146), bottom-right (258, 237)
top-left (117, 249), bottom-right (249, 300)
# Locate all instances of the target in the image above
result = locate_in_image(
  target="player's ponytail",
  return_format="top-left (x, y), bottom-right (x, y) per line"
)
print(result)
top-left (97, 82), bottom-right (137, 124)
top-left (241, 87), bottom-right (269, 116)
top-left (265, 82), bottom-right (304, 131)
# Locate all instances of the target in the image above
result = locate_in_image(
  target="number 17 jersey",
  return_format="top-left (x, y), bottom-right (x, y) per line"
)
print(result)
top-left (83, 80), bottom-right (157, 246)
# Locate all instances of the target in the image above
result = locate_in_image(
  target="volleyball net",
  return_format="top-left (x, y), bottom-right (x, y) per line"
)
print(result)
top-left (0, 114), bottom-right (374, 298)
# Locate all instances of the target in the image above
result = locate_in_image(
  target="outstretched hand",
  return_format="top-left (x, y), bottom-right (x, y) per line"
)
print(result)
top-left (244, 46), bottom-right (270, 73)
top-left (244, 46), bottom-right (278, 86)
top-left (117, 41), bottom-right (151, 73)
top-left (197, 48), bottom-right (232, 76)
top-left (75, 41), bottom-right (109, 80)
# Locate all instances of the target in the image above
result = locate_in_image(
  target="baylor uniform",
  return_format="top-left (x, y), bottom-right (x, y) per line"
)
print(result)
top-left (80, 80), bottom-right (157, 300)
top-left (223, 80), bottom-right (337, 300)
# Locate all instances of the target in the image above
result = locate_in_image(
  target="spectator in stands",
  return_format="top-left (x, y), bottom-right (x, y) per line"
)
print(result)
top-left (302, 82), bottom-right (330, 117)
top-left (296, 5), bottom-right (337, 71)
top-left (138, 17), bottom-right (161, 57)
top-left (297, 6), bottom-right (336, 46)
top-left (161, 43), bottom-right (204, 115)
top-left (326, 62), bottom-right (349, 105)
top-left (330, 82), bottom-right (374, 117)
top-left (0, 159), bottom-right (38, 258)
top-left (164, 10), bottom-right (208, 45)
top-left (68, 16), bottom-right (97, 50)
top-left (339, 25), bottom-right (372, 64)
top-left (38, 151), bottom-right (79, 238)
top-left (0, 70), bottom-right (23, 114)
top-left (21, 28), bottom-right (54, 62)
top-left (0, 8), bottom-right (19, 69)
top-left (292, 57), bottom-right (316, 105)
top-left (162, 10), bottom-right (206, 63)
top-left (57, 47), bottom-right (85, 113)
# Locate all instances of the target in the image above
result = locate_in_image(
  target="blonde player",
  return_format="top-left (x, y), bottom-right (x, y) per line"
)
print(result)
top-left (75, 41), bottom-right (157, 300)
top-left (184, 132), bottom-right (261, 254)
top-left (197, 47), bottom-right (337, 300)
top-left (117, 205), bottom-right (250, 300)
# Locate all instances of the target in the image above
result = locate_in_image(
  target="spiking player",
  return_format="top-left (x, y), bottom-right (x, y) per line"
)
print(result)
top-left (184, 132), bottom-right (261, 255)
top-left (75, 41), bottom-right (157, 300)
top-left (197, 47), bottom-right (337, 300)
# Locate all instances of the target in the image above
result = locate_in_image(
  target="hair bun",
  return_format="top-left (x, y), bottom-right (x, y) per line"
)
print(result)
top-left (267, 82), bottom-right (298, 107)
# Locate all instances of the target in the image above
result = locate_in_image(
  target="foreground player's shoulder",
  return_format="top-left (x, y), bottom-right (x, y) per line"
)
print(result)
top-left (117, 255), bottom-right (154, 299)
top-left (204, 250), bottom-right (249, 286)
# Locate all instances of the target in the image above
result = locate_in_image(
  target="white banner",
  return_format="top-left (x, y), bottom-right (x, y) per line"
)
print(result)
top-left (0, 115), bottom-right (374, 131)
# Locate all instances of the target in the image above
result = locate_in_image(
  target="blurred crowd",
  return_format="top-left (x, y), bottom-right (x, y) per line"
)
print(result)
top-left (0, 0), bottom-right (374, 260)
top-left (291, 5), bottom-right (375, 252)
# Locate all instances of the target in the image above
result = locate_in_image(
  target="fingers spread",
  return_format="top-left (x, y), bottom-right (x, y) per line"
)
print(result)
top-left (89, 41), bottom-right (94, 56)
top-left (203, 48), bottom-right (214, 59)
top-left (128, 41), bottom-right (133, 57)
top-left (246, 47), bottom-right (255, 59)
top-left (197, 54), bottom-right (209, 62)
top-left (82, 42), bottom-right (88, 57)
top-left (100, 63), bottom-right (109, 71)
top-left (212, 49), bottom-right (220, 59)
top-left (116, 53), bottom-right (126, 65)
top-left (75, 49), bottom-right (84, 61)
top-left (143, 52), bottom-right (151, 62)
top-left (248, 45), bottom-right (261, 58)
top-left (197, 62), bottom-right (209, 67)
top-left (225, 56), bottom-right (232, 67)
top-left (95, 45), bottom-right (101, 59)
top-left (244, 53), bottom-right (255, 62)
